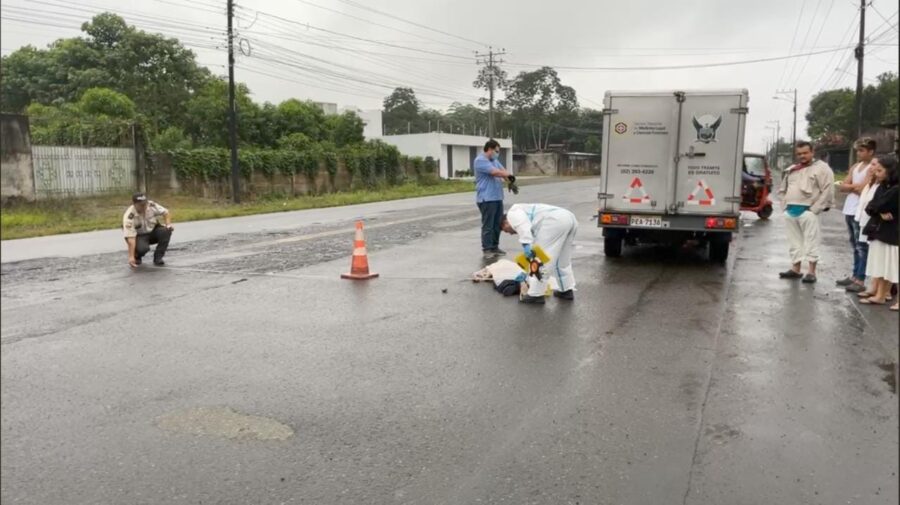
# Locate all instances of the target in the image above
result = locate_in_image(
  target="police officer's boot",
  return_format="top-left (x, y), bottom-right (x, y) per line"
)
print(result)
top-left (153, 226), bottom-right (172, 266)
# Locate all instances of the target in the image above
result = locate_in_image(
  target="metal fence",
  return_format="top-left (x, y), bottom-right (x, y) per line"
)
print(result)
top-left (32, 146), bottom-right (136, 199)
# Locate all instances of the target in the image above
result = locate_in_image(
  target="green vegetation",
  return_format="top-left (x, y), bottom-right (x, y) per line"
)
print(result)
top-left (0, 180), bottom-right (474, 240)
top-left (806, 72), bottom-right (898, 148)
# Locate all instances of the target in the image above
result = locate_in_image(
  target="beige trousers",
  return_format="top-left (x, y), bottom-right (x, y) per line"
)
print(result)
top-left (785, 211), bottom-right (821, 264)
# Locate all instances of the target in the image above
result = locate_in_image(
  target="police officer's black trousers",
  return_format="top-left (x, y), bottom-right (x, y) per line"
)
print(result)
top-left (135, 225), bottom-right (172, 263)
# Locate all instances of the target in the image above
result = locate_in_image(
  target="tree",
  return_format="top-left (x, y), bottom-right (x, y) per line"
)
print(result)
top-left (78, 87), bottom-right (136, 118)
top-left (26, 88), bottom-right (137, 146)
top-left (325, 111), bottom-right (365, 147)
top-left (473, 64), bottom-right (508, 108)
top-left (500, 67), bottom-right (578, 150)
top-left (274, 99), bottom-right (326, 142)
top-left (446, 102), bottom-right (488, 135)
top-left (184, 79), bottom-right (260, 147)
top-left (277, 132), bottom-right (314, 151)
top-left (151, 126), bottom-right (191, 150)
top-left (382, 87), bottom-right (420, 134)
top-left (806, 72), bottom-right (898, 148)
top-left (1, 13), bottom-right (210, 134)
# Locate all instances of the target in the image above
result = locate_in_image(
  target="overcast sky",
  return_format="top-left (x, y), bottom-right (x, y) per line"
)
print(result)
top-left (2, 0), bottom-right (898, 152)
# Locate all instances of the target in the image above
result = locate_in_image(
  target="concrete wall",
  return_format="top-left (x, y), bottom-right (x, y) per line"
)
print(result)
top-left (0, 114), bottom-right (35, 202)
top-left (518, 152), bottom-right (560, 176)
top-left (513, 152), bottom-right (601, 176)
top-left (559, 154), bottom-right (601, 176)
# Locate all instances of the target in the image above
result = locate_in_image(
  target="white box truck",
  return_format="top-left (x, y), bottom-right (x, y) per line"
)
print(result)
top-left (597, 89), bottom-right (749, 263)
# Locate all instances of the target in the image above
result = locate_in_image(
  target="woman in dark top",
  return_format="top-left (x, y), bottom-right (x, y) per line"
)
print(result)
top-left (859, 154), bottom-right (899, 309)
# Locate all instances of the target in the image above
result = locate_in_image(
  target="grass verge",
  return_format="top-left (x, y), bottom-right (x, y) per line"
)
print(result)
top-left (1, 180), bottom-right (475, 240)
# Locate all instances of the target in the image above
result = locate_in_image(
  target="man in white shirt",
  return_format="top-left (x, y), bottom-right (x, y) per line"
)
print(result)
top-left (836, 138), bottom-right (876, 292)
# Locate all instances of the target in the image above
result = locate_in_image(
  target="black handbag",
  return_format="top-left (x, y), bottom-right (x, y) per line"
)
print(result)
top-left (862, 216), bottom-right (881, 237)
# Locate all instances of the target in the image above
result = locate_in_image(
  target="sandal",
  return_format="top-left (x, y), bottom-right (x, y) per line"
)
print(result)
top-left (858, 291), bottom-right (877, 298)
top-left (890, 304), bottom-right (899, 312)
top-left (801, 274), bottom-right (817, 284)
top-left (779, 270), bottom-right (803, 279)
top-left (860, 298), bottom-right (886, 305)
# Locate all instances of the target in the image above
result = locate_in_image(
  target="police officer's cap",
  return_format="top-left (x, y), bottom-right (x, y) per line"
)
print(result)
top-left (132, 192), bottom-right (148, 203)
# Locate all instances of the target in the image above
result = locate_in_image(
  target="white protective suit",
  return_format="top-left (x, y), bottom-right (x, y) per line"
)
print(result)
top-left (506, 203), bottom-right (578, 292)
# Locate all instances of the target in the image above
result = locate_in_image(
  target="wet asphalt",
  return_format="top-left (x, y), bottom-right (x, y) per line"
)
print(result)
top-left (1, 179), bottom-right (897, 504)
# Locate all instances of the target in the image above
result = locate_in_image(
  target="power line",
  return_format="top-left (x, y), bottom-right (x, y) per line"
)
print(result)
top-left (23, 0), bottom-right (225, 35)
top-left (777, 0), bottom-right (809, 89)
top-left (505, 46), bottom-right (854, 72)
top-left (0, 14), bottom-right (224, 50)
top-left (870, 1), bottom-right (894, 24)
top-left (249, 51), bottom-right (475, 102)
top-left (783, 0), bottom-right (826, 88)
top-left (331, 0), bottom-right (491, 48)
top-left (247, 38), bottom-right (480, 101)
top-left (236, 15), bottom-right (478, 87)
top-left (284, 0), bottom-right (475, 53)
top-left (240, 7), bottom-right (473, 61)
top-left (812, 10), bottom-right (860, 92)
top-left (787, 0), bottom-right (836, 89)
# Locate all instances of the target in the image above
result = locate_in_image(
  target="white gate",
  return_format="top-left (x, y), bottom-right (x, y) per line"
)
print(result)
top-left (32, 146), bottom-right (136, 199)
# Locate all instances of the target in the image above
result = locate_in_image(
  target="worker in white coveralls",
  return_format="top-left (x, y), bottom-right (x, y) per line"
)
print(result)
top-left (501, 203), bottom-right (578, 303)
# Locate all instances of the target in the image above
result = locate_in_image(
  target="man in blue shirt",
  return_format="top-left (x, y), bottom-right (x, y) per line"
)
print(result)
top-left (474, 139), bottom-right (512, 259)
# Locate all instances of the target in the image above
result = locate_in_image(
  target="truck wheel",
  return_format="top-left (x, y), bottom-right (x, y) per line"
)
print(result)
top-left (758, 204), bottom-right (773, 220)
top-left (709, 234), bottom-right (731, 264)
top-left (604, 236), bottom-right (623, 257)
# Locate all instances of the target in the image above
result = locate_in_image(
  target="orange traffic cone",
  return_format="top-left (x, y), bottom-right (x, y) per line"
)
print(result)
top-left (341, 220), bottom-right (379, 280)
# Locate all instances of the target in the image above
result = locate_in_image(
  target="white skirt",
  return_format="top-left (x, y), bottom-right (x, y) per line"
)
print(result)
top-left (866, 240), bottom-right (899, 283)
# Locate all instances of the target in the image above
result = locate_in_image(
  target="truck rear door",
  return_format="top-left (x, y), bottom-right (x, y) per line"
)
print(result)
top-left (601, 93), bottom-right (677, 214)
top-left (673, 91), bottom-right (747, 216)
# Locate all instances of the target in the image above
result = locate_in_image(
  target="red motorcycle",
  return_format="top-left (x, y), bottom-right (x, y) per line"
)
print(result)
top-left (741, 153), bottom-right (774, 219)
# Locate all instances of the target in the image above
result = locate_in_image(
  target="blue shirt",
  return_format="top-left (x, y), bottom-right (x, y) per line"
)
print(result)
top-left (474, 153), bottom-right (504, 203)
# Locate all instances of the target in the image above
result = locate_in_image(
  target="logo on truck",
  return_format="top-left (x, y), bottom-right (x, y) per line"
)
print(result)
top-left (691, 114), bottom-right (722, 143)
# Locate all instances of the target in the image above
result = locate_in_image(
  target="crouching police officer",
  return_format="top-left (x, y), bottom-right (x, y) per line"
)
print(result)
top-left (123, 192), bottom-right (173, 268)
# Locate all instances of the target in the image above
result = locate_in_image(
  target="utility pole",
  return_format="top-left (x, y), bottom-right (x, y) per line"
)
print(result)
top-left (774, 90), bottom-right (796, 147)
top-left (476, 47), bottom-right (506, 139)
top-left (766, 120), bottom-right (780, 169)
top-left (767, 120), bottom-right (780, 167)
top-left (854, 0), bottom-right (866, 139)
top-left (227, 0), bottom-right (240, 203)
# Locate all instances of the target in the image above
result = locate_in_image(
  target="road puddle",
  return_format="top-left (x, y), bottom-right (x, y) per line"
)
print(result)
top-left (156, 406), bottom-right (294, 440)
top-left (877, 363), bottom-right (897, 394)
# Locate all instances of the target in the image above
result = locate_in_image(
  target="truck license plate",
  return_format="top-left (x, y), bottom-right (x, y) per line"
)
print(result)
top-left (630, 216), bottom-right (667, 228)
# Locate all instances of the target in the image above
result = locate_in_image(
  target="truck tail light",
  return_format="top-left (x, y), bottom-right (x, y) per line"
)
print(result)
top-left (601, 213), bottom-right (629, 225)
top-left (705, 217), bottom-right (737, 229)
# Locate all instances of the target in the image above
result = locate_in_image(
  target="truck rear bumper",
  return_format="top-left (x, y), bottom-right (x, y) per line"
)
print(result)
top-left (598, 212), bottom-right (739, 234)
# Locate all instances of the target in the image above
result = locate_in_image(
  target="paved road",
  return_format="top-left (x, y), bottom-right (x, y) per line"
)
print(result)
top-left (1, 179), bottom-right (897, 504)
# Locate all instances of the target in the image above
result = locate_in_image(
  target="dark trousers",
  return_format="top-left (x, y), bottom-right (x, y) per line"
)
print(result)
top-left (135, 225), bottom-right (172, 262)
top-left (845, 214), bottom-right (868, 281)
top-left (478, 200), bottom-right (503, 251)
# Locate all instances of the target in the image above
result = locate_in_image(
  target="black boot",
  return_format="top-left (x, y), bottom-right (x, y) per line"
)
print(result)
top-left (553, 290), bottom-right (575, 301)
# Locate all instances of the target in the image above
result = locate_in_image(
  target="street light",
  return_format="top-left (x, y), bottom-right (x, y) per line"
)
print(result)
top-left (773, 89), bottom-right (797, 149)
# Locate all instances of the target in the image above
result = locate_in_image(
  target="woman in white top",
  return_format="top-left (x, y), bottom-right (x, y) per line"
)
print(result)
top-left (837, 138), bottom-right (875, 292)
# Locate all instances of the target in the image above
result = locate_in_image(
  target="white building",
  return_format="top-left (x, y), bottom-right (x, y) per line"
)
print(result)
top-left (313, 102), bottom-right (339, 115)
top-left (341, 106), bottom-right (383, 141)
top-left (379, 133), bottom-right (514, 179)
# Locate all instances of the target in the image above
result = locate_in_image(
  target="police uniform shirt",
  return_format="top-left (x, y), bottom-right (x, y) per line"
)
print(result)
top-left (123, 201), bottom-right (168, 238)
